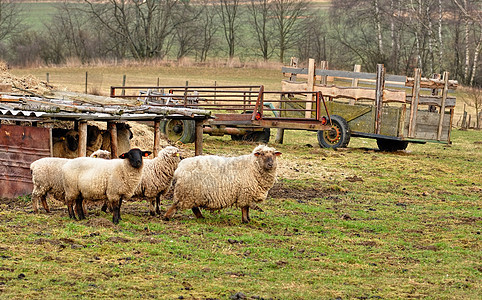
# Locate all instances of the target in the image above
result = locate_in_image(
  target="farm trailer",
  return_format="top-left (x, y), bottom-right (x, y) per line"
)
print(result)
top-left (110, 85), bottom-right (334, 143)
top-left (281, 60), bottom-right (457, 151)
top-left (110, 63), bottom-right (456, 151)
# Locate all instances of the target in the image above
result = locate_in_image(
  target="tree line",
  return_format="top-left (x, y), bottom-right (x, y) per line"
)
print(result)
top-left (0, 0), bottom-right (481, 86)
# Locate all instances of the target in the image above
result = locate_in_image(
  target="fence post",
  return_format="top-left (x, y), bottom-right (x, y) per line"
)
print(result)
top-left (349, 64), bottom-right (361, 105)
top-left (84, 72), bottom-right (88, 94)
top-left (408, 68), bottom-right (421, 137)
top-left (374, 64), bottom-right (385, 134)
top-left (121, 74), bottom-right (126, 96)
top-left (437, 71), bottom-right (449, 140)
top-left (305, 58), bottom-right (316, 119)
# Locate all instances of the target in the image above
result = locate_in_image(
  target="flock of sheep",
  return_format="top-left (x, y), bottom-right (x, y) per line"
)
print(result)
top-left (30, 123), bottom-right (282, 224)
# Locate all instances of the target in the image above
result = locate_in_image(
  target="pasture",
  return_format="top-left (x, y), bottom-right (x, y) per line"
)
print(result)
top-left (1, 64), bottom-right (481, 299)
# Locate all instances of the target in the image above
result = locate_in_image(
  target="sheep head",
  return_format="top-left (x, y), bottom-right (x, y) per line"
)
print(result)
top-left (65, 131), bottom-right (79, 152)
top-left (253, 145), bottom-right (282, 171)
top-left (119, 148), bottom-right (152, 168)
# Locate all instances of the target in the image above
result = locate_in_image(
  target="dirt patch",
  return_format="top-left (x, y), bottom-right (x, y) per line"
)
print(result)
top-left (86, 217), bottom-right (116, 228)
top-left (268, 182), bottom-right (342, 201)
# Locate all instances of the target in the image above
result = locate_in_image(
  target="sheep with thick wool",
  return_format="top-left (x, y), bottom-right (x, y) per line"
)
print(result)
top-left (30, 157), bottom-right (69, 213)
top-left (30, 150), bottom-right (111, 214)
top-left (133, 146), bottom-right (181, 216)
top-left (62, 148), bottom-right (151, 224)
top-left (164, 145), bottom-right (281, 223)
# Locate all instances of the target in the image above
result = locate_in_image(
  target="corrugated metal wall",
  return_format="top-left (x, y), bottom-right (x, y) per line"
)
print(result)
top-left (0, 124), bottom-right (51, 199)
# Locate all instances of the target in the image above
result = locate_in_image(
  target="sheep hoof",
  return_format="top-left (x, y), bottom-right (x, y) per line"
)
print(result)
top-left (149, 211), bottom-right (156, 217)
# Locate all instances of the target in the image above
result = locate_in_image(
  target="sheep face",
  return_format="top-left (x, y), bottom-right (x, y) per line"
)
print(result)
top-left (253, 146), bottom-right (282, 171)
top-left (66, 131), bottom-right (79, 151)
top-left (119, 148), bottom-right (152, 168)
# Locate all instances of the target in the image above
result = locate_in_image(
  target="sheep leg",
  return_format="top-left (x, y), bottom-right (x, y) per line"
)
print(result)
top-left (112, 198), bottom-right (122, 225)
top-left (155, 194), bottom-right (161, 215)
top-left (163, 204), bottom-right (178, 220)
top-left (191, 207), bottom-right (204, 219)
top-left (149, 199), bottom-right (156, 217)
top-left (67, 200), bottom-right (76, 220)
top-left (40, 195), bottom-right (50, 213)
top-left (241, 206), bottom-right (250, 223)
top-left (75, 196), bottom-right (85, 220)
top-left (101, 200), bottom-right (108, 213)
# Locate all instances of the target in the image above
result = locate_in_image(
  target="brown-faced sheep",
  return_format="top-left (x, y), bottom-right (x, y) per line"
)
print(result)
top-left (164, 145), bottom-right (281, 223)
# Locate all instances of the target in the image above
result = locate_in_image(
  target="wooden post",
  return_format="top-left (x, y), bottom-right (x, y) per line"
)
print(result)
top-left (153, 119), bottom-right (161, 158)
top-left (78, 120), bottom-right (88, 157)
top-left (349, 64), bottom-right (361, 105)
top-left (46, 73), bottom-right (49, 83)
top-left (374, 64), bottom-right (385, 134)
top-left (194, 120), bottom-right (203, 156)
top-left (121, 74), bottom-right (126, 96)
top-left (305, 58), bottom-right (316, 119)
top-left (85, 71), bottom-right (88, 94)
top-left (319, 60), bottom-right (328, 85)
top-left (408, 68), bottom-right (421, 138)
top-left (437, 71), bottom-right (449, 140)
top-left (289, 57), bottom-right (299, 81)
top-left (108, 121), bottom-right (118, 158)
top-left (430, 73), bottom-right (441, 112)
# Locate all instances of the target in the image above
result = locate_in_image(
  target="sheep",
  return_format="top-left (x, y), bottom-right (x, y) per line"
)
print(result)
top-left (62, 148), bottom-right (152, 224)
top-left (86, 125), bottom-right (103, 156)
top-left (132, 146), bottom-right (181, 216)
top-left (30, 150), bottom-right (111, 214)
top-left (101, 122), bottom-right (133, 155)
top-left (164, 145), bottom-right (282, 223)
top-left (30, 157), bottom-right (69, 213)
top-left (90, 149), bottom-right (111, 159)
top-left (52, 130), bottom-right (79, 158)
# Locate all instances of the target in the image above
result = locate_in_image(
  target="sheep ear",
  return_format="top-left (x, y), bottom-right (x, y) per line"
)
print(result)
top-left (143, 151), bottom-right (152, 157)
top-left (119, 153), bottom-right (127, 159)
top-left (275, 151), bottom-right (282, 156)
top-left (254, 152), bottom-right (260, 157)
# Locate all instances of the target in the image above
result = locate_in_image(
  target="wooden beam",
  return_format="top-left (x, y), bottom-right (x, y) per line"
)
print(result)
top-left (153, 119), bottom-right (161, 157)
top-left (374, 64), bottom-right (385, 134)
top-left (108, 121), bottom-right (118, 158)
top-left (305, 59), bottom-right (316, 118)
top-left (78, 120), bottom-right (87, 157)
top-left (437, 72), bottom-right (449, 140)
top-left (408, 68), bottom-right (421, 138)
top-left (194, 120), bottom-right (204, 156)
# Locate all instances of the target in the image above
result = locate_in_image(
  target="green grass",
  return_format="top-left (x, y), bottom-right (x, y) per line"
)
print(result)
top-left (1, 128), bottom-right (481, 299)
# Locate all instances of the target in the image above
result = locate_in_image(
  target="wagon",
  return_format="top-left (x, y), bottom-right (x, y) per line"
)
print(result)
top-left (110, 63), bottom-right (457, 151)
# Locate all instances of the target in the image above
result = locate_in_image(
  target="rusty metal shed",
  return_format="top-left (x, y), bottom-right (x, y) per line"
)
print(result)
top-left (0, 91), bottom-right (211, 199)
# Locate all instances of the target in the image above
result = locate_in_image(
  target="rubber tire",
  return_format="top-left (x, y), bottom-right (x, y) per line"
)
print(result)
top-left (317, 115), bottom-right (350, 148)
top-left (376, 138), bottom-right (409, 152)
top-left (231, 128), bottom-right (270, 143)
top-left (162, 119), bottom-right (196, 144)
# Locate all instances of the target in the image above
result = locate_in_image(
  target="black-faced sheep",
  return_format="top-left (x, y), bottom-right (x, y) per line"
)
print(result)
top-left (132, 146), bottom-right (181, 216)
top-left (52, 129), bottom-right (79, 158)
top-left (62, 148), bottom-right (152, 224)
top-left (164, 145), bottom-right (281, 223)
top-left (101, 123), bottom-right (133, 155)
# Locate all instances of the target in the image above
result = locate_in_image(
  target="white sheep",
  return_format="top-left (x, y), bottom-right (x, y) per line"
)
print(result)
top-left (30, 150), bottom-right (112, 214)
top-left (30, 157), bottom-right (69, 213)
top-left (164, 145), bottom-right (282, 223)
top-left (62, 148), bottom-right (151, 224)
top-left (132, 146), bottom-right (181, 216)
top-left (90, 149), bottom-right (111, 159)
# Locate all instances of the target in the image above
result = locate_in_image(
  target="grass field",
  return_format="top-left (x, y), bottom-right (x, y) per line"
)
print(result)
top-left (0, 128), bottom-right (480, 299)
top-left (2, 63), bottom-right (481, 298)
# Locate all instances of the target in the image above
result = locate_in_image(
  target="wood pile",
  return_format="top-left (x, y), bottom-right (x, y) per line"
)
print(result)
top-left (0, 60), bottom-right (54, 95)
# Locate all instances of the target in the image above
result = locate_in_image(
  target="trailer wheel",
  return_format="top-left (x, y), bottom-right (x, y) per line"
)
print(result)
top-left (317, 115), bottom-right (350, 148)
top-left (376, 138), bottom-right (408, 152)
top-left (231, 128), bottom-right (270, 143)
top-left (162, 119), bottom-right (196, 144)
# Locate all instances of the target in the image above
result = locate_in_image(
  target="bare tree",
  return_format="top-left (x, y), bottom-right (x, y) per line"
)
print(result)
top-left (271, 0), bottom-right (309, 63)
top-left (172, 1), bottom-right (202, 60)
top-left (215, 0), bottom-right (241, 60)
top-left (83, 0), bottom-right (182, 59)
top-left (0, 0), bottom-right (23, 41)
top-left (462, 87), bottom-right (482, 128)
top-left (248, 0), bottom-right (274, 61)
top-left (195, 0), bottom-right (219, 62)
